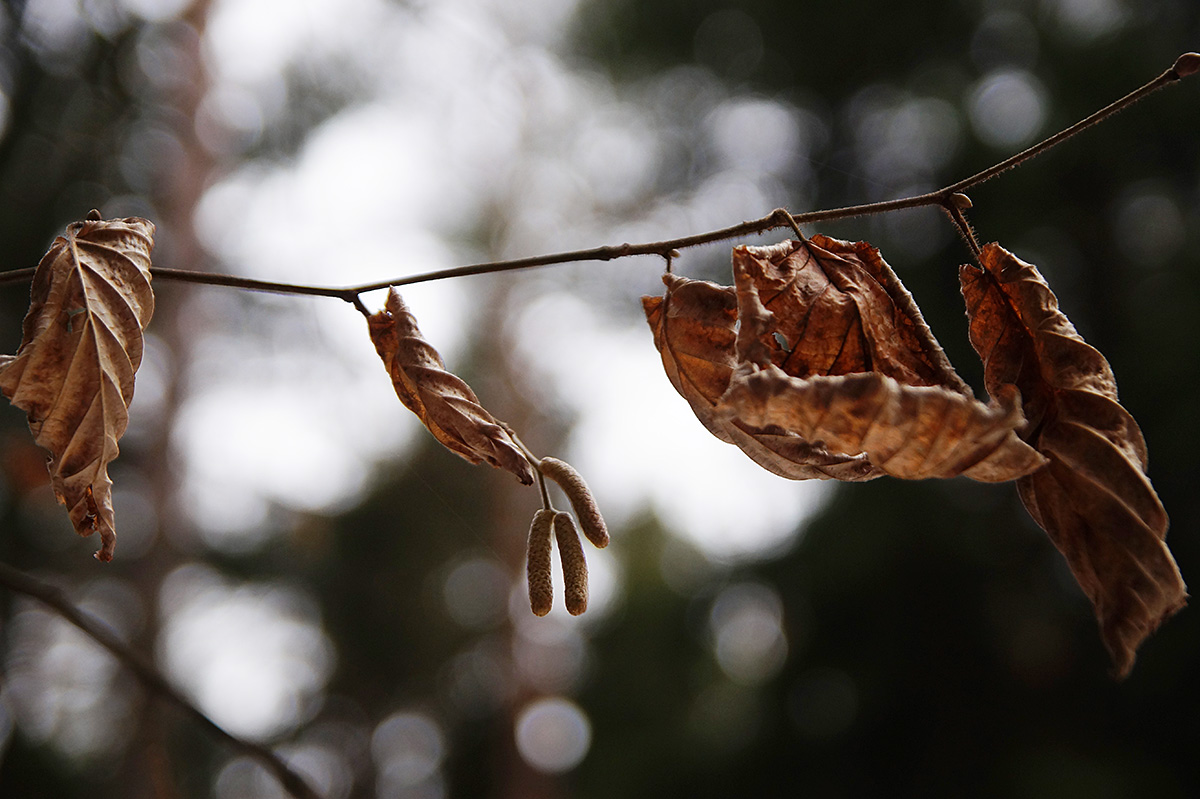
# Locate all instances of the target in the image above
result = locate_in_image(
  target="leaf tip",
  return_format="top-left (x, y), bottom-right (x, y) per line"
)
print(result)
top-left (93, 534), bottom-right (116, 563)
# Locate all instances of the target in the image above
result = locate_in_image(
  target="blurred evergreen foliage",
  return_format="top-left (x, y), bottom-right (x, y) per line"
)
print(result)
top-left (0, 0), bottom-right (1197, 797)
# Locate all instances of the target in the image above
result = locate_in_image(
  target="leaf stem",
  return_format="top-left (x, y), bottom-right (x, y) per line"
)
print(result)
top-left (0, 562), bottom-right (322, 799)
top-left (942, 194), bottom-right (981, 257)
top-left (505, 427), bottom-right (555, 510)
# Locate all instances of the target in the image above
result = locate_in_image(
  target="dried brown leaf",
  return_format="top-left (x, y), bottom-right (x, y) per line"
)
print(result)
top-left (961, 243), bottom-right (1186, 677)
top-left (644, 237), bottom-right (1045, 482)
top-left (723, 368), bottom-right (1046, 481)
top-left (0, 215), bottom-right (156, 561)
top-left (368, 288), bottom-right (533, 485)
top-left (642, 274), bottom-right (880, 481)
top-left (733, 236), bottom-right (970, 390)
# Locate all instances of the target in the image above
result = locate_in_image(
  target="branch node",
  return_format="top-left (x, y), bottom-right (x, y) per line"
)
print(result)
top-left (948, 192), bottom-right (973, 210)
top-left (348, 293), bottom-right (371, 317)
top-left (770, 208), bottom-right (806, 241)
top-left (941, 196), bottom-right (982, 257)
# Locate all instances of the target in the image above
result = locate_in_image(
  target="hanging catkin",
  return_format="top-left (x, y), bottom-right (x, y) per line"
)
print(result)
top-left (554, 512), bottom-right (589, 616)
top-left (526, 509), bottom-right (556, 616)
top-left (540, 457), bottom-right (609, 548)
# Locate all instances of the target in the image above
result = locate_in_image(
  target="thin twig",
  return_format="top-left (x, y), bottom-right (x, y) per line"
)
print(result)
top-left (941, 194), bottom-right (981, 257)
top-left (0, 562), bottom-right (322, 799)
top-left (0, 53), bottom-right (1192, 304)
top-left (504, 426), bottom-right (554, 510)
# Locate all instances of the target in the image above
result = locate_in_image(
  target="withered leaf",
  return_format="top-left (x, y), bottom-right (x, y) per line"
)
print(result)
top-left (644, 237), bottom-right (1045, 482)
top-left (368, 287), bottom-right (533, 485)
top-left (723, 368), bottom-right (1046, 482)
top-left (732, 237), bottom-right (971, 390)
top-left (961, 243), bottom-right (1186, 677)
top-left (723, 237), bottom-right (1045, 481)
top-left (643, 274), bottom-right (880, 481)
top-left (0, 214), bottom-right (156, 561)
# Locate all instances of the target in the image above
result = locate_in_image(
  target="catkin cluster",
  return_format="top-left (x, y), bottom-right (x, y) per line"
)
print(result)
top-left (526, 457), bottom-right (608, 616)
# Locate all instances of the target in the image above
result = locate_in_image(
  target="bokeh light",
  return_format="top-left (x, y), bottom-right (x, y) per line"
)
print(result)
top-left (514, 696), bottom-right (592, 774)
top-left (709, 582), bottom-right (789, 685)
top-left (157, 565), bottom-right (335, 739)
top-left (967, 68), bottom-right (1048, 148)
top-left (3, 582), bottom-right (142, 761)
top-left (372, 711), bottom-right (446, 797)
top-left (1113, 185), bottom-right (1186, 268)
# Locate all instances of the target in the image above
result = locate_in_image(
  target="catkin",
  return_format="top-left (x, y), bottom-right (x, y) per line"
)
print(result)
top-left (526, 509), bottom-right (556, 616)
top-left (554, 512), bottom-right (589, 616)
top-left (540, 457), bottom-right (609, 549)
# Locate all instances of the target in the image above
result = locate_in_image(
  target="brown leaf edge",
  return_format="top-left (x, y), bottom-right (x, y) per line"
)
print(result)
top-left (961, 243), bottom-right (1186, 678)
top-left (367, 287), bottom-right (533, 485)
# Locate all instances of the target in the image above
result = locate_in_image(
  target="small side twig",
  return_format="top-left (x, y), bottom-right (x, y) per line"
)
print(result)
top-left (0, 562), bottom-right (322, 799)
top-left (941, 193), bottom-right (981, 257)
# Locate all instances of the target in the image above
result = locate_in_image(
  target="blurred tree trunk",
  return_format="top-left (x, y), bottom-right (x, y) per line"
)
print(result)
top-left (108, 2), bottom-right (216, 796)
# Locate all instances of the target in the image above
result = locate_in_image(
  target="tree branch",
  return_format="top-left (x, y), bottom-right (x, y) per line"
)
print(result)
top-left (0, 561), bottom-right (323, 799)
top-left (0, 53), bottom-right (1193, 309)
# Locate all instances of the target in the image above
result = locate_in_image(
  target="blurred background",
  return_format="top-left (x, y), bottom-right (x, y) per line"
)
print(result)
top-left (0, 0), bottom-right (1197, 797)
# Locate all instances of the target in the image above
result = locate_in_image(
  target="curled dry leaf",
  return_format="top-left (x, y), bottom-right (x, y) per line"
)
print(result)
top-left (0, 214), bottom-right (155, 561)
top-left (643, 274), bottom-right (880, 481)
top-left (368, 288), bottom-right (533, 485)
top-left (723, 237), bottom-right (1045, 481)
top-left (644, 236), bottom-right (1045, 482)
top-left (961, 243), bottom-right (1186, 677)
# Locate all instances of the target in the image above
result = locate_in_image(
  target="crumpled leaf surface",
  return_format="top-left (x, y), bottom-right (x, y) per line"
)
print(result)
top-left (961, 243), bottom-right (1186, 677)
top-left (643, 273), bottom-right (879, 480)
top-left (645, 236), bottom-right (1045, 482)
top-left (368, 287), bottom-right (533, 485)
top-left (0, 215), bottom-right (156, 561)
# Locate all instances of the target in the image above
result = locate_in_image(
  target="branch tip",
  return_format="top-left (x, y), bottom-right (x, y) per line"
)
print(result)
top-left (1172, 52), bottom-right (1200, 79)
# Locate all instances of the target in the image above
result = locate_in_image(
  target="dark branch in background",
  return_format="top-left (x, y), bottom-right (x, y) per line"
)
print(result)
top-left (0, 53), bottom-right (1194, 312)
top-left (0, 562), bottom-right (323, 799)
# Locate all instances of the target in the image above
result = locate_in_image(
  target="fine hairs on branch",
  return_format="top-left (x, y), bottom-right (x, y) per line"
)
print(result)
top-left (0, 52), bottom-right (1194, 799)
